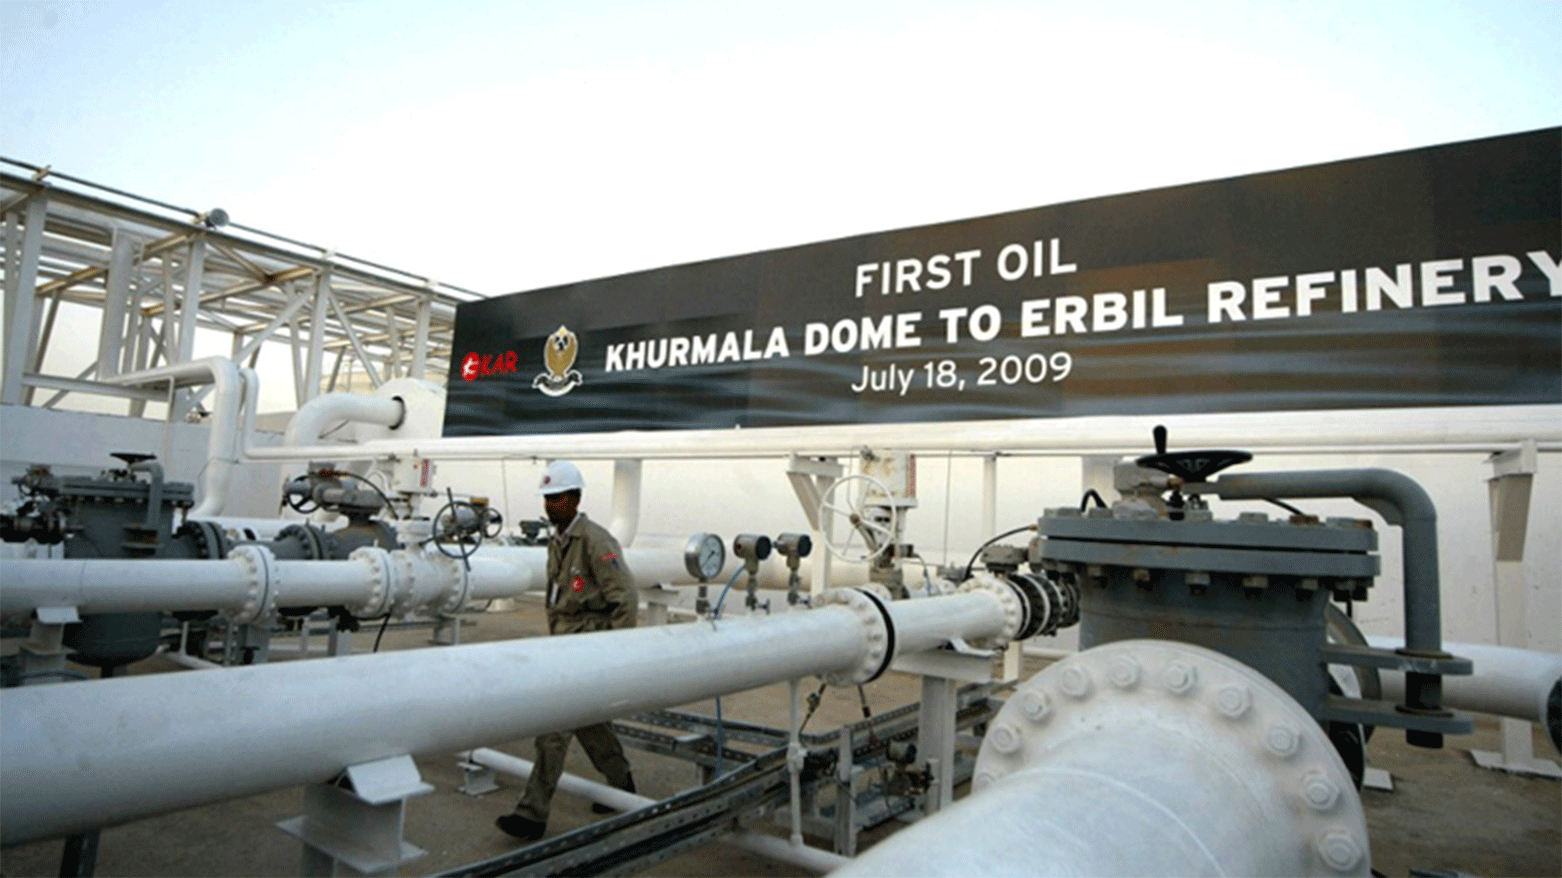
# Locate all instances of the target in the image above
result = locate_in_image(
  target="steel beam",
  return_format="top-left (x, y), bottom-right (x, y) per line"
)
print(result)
top-left (2, 192), bottom-right (47, 404)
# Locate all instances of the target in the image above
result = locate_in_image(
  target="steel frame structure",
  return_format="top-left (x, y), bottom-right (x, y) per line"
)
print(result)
top-left (1, 160), bottom-right (482, 416)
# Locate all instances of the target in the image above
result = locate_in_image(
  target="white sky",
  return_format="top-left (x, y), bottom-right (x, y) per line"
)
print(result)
top-left (4, 0), bottom-right (1558, 298)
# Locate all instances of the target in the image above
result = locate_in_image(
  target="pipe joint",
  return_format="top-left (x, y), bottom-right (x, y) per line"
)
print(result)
top-left (819, 588), bottom-right (895, 686)
top-left (426, 551), bottom-right (471, 615)
top-left (225, 545), bottom-right (278, 625)
top-left (387, 550), bottom-right (424, 618)
top-left (349, 547), bottom-right (395, 618)
top-left (959, 572), bottom-right (1024, 649)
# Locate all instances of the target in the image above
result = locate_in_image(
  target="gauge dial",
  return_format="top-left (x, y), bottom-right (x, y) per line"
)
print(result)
top-left (683, 532), bottom-right (725, 581)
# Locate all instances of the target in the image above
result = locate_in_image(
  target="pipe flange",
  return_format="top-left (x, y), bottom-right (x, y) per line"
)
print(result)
top-left (277, 523), bottom-right (329, 561)
top-left (178, 519), bottom-right (231, 560)
top-left (387, 550), bottom-right (420, 617)
top-left (350, 547), bottom-right (395, 618)
top-left (819, 587), bottom-right (895, 686)
top-left (973, 639), bottom-right (1369, 876)
top-left (1006, 573), bottom-right (1054, 640)
top-left (225, 545), bottom-right (277, 625)
top-left (959, 572), bottom-right (1024, 649)
top-left (428, 551), bottom-right (471, 615)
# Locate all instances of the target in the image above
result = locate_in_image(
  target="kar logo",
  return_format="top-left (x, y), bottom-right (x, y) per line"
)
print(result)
top-left (533, 324), bottom-right (584, 397)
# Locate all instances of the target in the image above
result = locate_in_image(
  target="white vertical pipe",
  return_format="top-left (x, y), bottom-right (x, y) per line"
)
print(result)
top-left (0, 589), bottom-right (1016, 845)
top-left (110, 357), bottom-right (244, 518)
top-left (980, 454), bottom-right (997, 538)
top-left (608, 458), bottom-right (642, 548)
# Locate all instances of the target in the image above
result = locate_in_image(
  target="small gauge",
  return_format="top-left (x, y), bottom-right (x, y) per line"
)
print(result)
top-left (683, 532), bottom-right (725, 582)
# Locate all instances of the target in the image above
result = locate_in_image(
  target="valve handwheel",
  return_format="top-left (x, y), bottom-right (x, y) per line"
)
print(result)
top-left (817, 473), bottom-right (901, 563)
top-left (1134, 425), bottom-right (1252, 483)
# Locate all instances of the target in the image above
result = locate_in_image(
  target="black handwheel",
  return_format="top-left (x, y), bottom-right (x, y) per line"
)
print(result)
top-left (1134, 425), bottom-right (1252, 483)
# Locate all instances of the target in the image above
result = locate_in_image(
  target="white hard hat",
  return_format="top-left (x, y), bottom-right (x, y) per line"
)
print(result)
top-left (537, 460), bottom-right (585, 495)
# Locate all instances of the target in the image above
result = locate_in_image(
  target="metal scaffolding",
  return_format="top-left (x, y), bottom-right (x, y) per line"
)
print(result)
top-left (0, 159), bottom-right (484, 417)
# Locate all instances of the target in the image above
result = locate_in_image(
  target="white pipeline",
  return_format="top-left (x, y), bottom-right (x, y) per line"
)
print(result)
top-left (233, 405), bottom-right (1561, 463)
top-left (467, 748), bottom-right (850, 874)
top-left (283, 391), bottom-right (403, 447)
top-left (136, 357), bottom-right (1552, 466)
top-left (0, 586), bottom-right (1020, 844)
top-left (0, 544), bottom-right (702, 623)
top-left (836, 640), bottom-right (1371, 878)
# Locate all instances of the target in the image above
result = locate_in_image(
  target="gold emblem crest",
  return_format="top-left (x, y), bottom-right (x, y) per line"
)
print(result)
top-left (533, 325), bottom-right (584, 397)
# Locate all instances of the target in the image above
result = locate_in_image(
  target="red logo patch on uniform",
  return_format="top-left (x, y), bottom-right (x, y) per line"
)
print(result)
top-left (571, 576), bottom-right (585, 592)
top-left (601, 552), bottom-right (618, 563)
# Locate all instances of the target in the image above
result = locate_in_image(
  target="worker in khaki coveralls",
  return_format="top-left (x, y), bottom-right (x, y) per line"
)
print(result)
top-left (496, 460), bottom-right (638, 842)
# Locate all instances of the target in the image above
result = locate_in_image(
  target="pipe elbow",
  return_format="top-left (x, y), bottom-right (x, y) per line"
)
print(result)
top-left (284, 393), bottom-right (405, 447)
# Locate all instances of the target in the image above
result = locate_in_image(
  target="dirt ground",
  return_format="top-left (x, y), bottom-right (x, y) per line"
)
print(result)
top-left (2, 602), bottom-right (1558, 877)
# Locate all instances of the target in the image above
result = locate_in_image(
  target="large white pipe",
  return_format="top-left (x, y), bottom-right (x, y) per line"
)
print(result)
top-left (835, 640), bottom-right (1370, 878)
top-left (0, 544), bottom-right (699, 623)
top-left (283, 391), bottom-right (403, 447)
top-left (109, 357), bottom-right (247, 518)
top-left (467, 748), bottom-right (851, 874)
top-left (230, 404), bottom-right (1561, 463)
top-left (1367, 635), bottom-right (1562, 750)
top-left (0, 586), bottom-right (1019, 845)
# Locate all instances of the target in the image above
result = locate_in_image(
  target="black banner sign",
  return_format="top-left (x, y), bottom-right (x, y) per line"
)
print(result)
top-left (444, 128), bottom-right (1560, 436)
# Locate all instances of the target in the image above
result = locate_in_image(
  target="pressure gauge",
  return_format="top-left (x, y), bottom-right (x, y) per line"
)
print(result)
top-left (683, 532), bottom-right (725, 581)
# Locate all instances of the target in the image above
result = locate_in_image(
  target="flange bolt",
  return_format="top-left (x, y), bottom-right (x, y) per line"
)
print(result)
top-left (1266, 723), bottom-right (1301, 758)
top-left (1019, 689), bottom-right (1050, 722)
top-left (1060, 666), bottom-right (1093, 699)
top-left (1300, 771), bottom-right (1340, 811)
top-left (1317, 829), bottom-right (1364, 872)
top-left (1216, 685), bottom-right (1252, 719)
top-left (1109, 656), bottom-right (1142, 689)
top-left (1161, 661), bottom-right (1197, 695)
top-left (989, 722), bottom-right (1022, 754)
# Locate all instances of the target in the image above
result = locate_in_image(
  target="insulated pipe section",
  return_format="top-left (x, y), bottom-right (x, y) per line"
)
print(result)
top-left (0, 586), bottom-right (1024, 844)
top-left (1189, 468), bottom-right (1452, 744)
top-left (1367, 636), bottom-right (1562, 753)
top-left (837, 640), bottom-right (1371, 878)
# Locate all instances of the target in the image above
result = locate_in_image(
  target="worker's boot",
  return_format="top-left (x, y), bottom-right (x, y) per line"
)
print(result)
top-left (495, 813), bottom-right (546, 841)
top-left (591, 772), bottom-right (636, 814)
